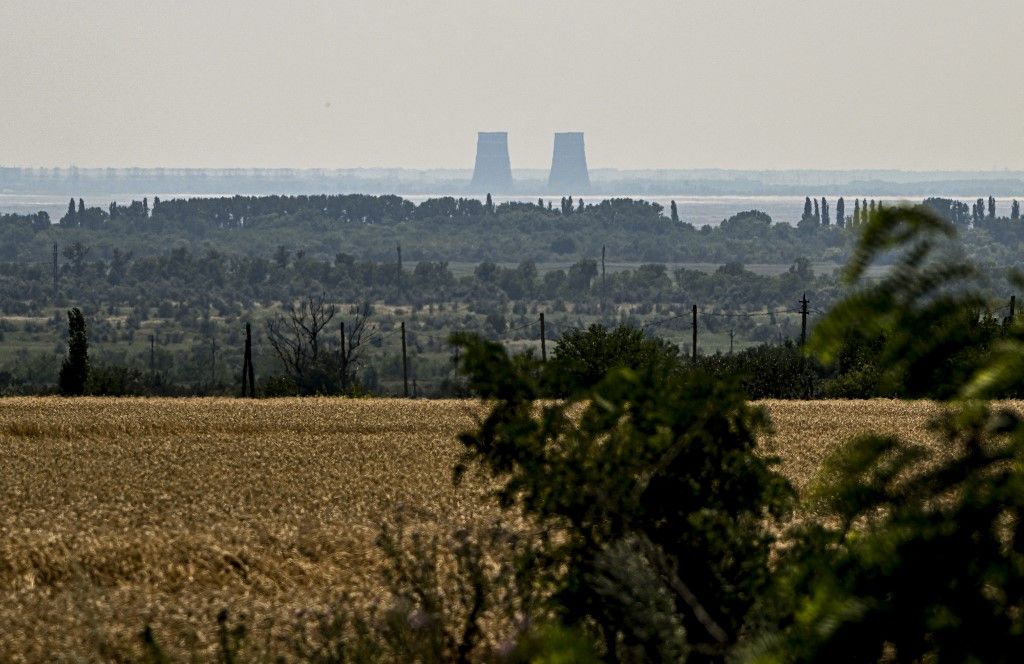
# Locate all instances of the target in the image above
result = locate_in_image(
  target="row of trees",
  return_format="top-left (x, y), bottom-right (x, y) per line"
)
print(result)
top-left (10, 194), bottom-right (1024, 267)
top-left (8, 193), bottom-right (1024, 240)
top-left (797, 195), bottom-right (1024, 230)
top-left (2, 241), bottom-right (831, 315)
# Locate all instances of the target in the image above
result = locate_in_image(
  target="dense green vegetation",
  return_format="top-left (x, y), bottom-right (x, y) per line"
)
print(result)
top-left (2, 193), bottom-right (1023, 266)
top-left (1, 193), bottom-right (1022, 395)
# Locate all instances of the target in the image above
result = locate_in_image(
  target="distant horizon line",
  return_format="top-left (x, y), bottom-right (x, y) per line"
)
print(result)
top-left (5, 165), bottom-right (1024, 177)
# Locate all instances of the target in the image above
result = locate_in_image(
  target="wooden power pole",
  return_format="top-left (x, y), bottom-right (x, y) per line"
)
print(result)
top-left (691, 304), bottom-right (697, 361)
top-left (800, 293), bottom-right (809, 346)
top-left (241, 322), bottom-right (254, 398)
top-left (540, 312), bottom-right (547, 362)
top-left (401, 321), bottom-right (409, 398)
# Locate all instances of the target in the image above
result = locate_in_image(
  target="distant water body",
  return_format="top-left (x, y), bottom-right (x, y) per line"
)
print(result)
top-left (0, 193), bottom-right (991, 228)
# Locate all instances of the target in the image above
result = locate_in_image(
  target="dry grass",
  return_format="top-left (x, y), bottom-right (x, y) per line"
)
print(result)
top-left (0, 397), bottom-right (987, 660)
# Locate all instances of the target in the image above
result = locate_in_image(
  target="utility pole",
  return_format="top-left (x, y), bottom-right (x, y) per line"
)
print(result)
top-left (246, 323), bottom-right (255, 398)
top-left (52, 243), bottom-right (58, 297)
top-left (241, 323), bottom-right (254, 398)
top-left (540, 312), bottom-right (547, 362)
top-left (340, 321), bottom-right (347, 392)
top-left (691, 304), bottom-right (697, 361)
top-left (729, 329), bottom-right (734, 355)
top-left (401, 321), bottom-right (409, 398)
top-left (800, 293), bottom-right (809, 346)
top-left (149, 335), bottom-right (155, 373)
top-left (601, 245), bottom-right (606, 315)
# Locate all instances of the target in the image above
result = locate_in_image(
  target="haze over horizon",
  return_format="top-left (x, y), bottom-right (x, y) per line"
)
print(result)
top-left (3, 1), bottom-right (1023, 172)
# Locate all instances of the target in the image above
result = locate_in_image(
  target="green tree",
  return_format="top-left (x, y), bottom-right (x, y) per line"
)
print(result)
top-left (545, 323), bottom-right (679, 394)
top-left (988, 195), bottom-right (996, 219)
top-left (58, 307), bottom-right (89, 395)
top-left (751, 204), bottom-right (1024, 662)
top-left (566, 259), bottom-right (598, 295)
top-left (798, 197), bottom-right (819, 230)
top-left (1013, 199), bottom-right (1021, 220)
top-left (835, 196), bottom-right (845, 228)
top-left (274, 245), bottom-right (289, 269)
top-left (62, 241), bottom-right (90, 277)
top-left (63, 198), bottom-right (76, 226)
top-left (671, 200), bottom-right (680, 223)
top-left (452, 332), bottom-right (792, 660)
top-left (810, 205), bottom-right (992, 398)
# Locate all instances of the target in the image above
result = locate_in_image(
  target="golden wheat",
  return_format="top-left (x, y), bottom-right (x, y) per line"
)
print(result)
top-left (0, 397), bottom-right (993, 661)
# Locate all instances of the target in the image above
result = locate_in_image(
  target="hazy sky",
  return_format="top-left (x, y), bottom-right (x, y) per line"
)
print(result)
top-left (3, 1), bottom-right (1023, 170)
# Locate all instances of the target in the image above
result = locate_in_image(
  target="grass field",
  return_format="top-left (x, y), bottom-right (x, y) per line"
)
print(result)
top-left (0, 397), bottom-right (954, 660)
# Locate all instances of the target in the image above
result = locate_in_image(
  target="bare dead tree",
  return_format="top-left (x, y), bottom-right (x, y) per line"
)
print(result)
top-left (340, 302), bottom-right (372, 390)
top-left (266, 295), bottom-right (337, 393)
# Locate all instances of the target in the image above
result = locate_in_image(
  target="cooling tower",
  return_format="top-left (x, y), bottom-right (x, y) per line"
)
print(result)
top-left (469, 131), bottom-right (514, 193)
top-left (547, 132), bottom-right (590, 193)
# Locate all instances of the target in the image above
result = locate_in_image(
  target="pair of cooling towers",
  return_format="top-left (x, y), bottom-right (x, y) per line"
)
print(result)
top-left (470, 131), bottom-right (590, 194)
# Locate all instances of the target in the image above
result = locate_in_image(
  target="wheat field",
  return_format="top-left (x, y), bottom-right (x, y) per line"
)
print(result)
top-left (0, 397), bottom-right (955, 660)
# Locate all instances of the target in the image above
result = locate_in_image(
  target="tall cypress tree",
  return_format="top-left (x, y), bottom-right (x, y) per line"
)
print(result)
top-left (66, 198), bottom-right (76, 223)
top-left (853, 199), bottom-right (861, 226)
top-left (1012, 200), bottom-right (1020, 220)
top-left (801, 196), bottom-right (816, 226)
top-left (670, 200), bottom-right (679, 223)
top-left (836, 197), bottom-right (846, 228)
top-left (813, 198), bottom-right (820, 224)
top-left (821, 197), bottom-right (830, 226)
top-left (58, 308), bottom-right (89, 396)
top-left (988, 196), bottom-right (996, 219)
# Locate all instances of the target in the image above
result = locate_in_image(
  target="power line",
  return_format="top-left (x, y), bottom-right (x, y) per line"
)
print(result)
top-left (507, 318), bottom-right (539, 332)
top-left (642, 307), bottom-right (807, 330)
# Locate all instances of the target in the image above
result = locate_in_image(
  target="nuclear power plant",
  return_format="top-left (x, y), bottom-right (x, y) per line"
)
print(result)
top-left (468, 131), bottom-right (592, 193)
top-left (469, 132), bottom-right (514, 193)
top-left (547, 132), bottom-right (591, 193)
